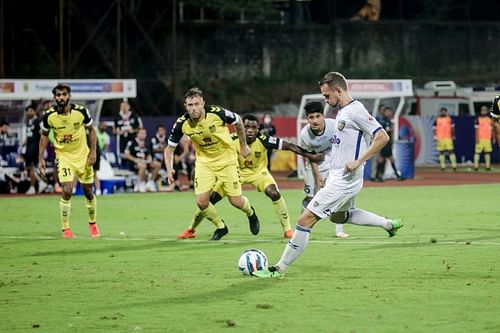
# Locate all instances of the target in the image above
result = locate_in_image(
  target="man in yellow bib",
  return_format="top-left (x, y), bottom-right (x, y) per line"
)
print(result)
top-left (39, 84), bottom-right (99, 239)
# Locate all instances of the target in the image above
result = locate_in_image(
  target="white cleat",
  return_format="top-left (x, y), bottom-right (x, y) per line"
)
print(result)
top-left (336, 231), bottom-right (350, 238)
top-left (26, 186), bottom-right (36, 195)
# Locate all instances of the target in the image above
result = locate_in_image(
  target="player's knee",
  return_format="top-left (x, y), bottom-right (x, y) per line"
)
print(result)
top-left (330, 211), bottom-right (349, 224)
top-left (265, 186), bottom-right (280, 201)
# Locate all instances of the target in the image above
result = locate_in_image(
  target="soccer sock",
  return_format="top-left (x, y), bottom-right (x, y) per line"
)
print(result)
top-left (485, 154), bottom-right (491, 169)
top-left (85, 197), bottom-right (97, 223)
top-left (240, 196), bottom-right (253, 216)
top-left (376, 162), bottom-right (384, 178)
top-left (60, 198), bottom-right (71, 230)
top-left (473, 153), bottom-right (480, 169)
top-left (272, 197), bottom-right (291, 231)
top-left (190, 208), bottom-right (205, 230)
top-left (450, 153), bottom-right (457, 168)
top-left (201, 203), bottom-right (225, 229)
top-left (390, 161), bottom-right (400, 177)
top-left (439, 154), bottom-right (446, 169)
top-left (335, 223), bottom-right (345, 233)
top-left (275, 225), bottom-right (311, 273)
top-left (347, 208), bottom-right (392, 230)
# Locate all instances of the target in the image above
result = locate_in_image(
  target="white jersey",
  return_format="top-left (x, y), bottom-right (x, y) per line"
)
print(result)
top-left (329, 100), bottom-right (383, 179)
top-left (299, 118), bottom-right (337, 173)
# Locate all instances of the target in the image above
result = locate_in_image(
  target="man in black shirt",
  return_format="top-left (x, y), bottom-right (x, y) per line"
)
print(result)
top-left (374, 107), bottom-right (403, 181)
top-left (113, 100), bottom-right (143, 164)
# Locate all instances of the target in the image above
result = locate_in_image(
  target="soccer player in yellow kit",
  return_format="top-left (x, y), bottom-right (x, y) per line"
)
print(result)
top-left (177, 114), bottom-right (323, 239)
top-left (38, 84), bottom-right (99, 238)
top-left (164, 87), bottom-right (259, 240)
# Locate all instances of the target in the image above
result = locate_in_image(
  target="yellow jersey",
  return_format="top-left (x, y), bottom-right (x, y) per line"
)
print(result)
top-left (41, 104), bottom-right (93, 161)
top-left (168, 105), bottom-right (239, 168)
top-left (233, 133), bottom-right (282, 178)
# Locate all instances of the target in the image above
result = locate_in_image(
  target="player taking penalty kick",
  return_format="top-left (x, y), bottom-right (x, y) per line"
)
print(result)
top-left (165, 88), bottom-right (260, 241)
top-left (38, 84), bottom-right (100, 239)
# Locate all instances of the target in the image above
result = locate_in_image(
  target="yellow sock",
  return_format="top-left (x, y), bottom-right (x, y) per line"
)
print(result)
top-left (439, 154), bottom-right (446, 169)
top-left (85, 197), bottom-right (97, 223)
top-left (273, 197), bottom-right (291, 231)
top-left (474, 153), bottom-right (480, 169)
top-left (201, 203), bottom-right (225, 229)
top-left (240, 196), bottom-right (253, 216)
top-left (485, 154), bottom-right (491, 169)
top-left (190, 208), bottom-right (205, 229)
top-left (60, 198), bottom-right (71, 230)
top-left (450, 153), bottom-right (457, 168)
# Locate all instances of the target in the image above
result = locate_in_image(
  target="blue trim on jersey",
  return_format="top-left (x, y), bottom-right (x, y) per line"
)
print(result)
top-left (372, 126), bottom-right (383, 135)
top-left (354, 131), bottom-right (363, 160)
top-left (295, 225), bottom-right (311, 233)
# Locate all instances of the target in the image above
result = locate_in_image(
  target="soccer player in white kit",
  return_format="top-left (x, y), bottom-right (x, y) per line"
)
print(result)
top-left (253, 72), bottom-right (403, 278)
top-left (300, 101), bottom-right (349, 238)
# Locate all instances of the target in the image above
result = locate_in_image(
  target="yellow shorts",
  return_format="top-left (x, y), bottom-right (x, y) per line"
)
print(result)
top-left (194, 162), bottom-right (241, 196)
top-left (475, 139), bottom-right (493, 154)
top-left (213, 169), bottom-right (277, 195)
top-left (436, 139), bottom-right (454, 152)
top-left (56, 155), bottom-right (94, 184)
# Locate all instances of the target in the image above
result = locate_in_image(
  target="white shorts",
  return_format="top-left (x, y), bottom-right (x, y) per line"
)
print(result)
top-left (303, 167), bottom-right (329, 197)
top-left (306, 168), bottom-right (363, 219)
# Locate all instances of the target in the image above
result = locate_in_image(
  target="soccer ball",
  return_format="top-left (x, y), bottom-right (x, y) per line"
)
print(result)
top-left (238, 249), bottom-right (268, 276)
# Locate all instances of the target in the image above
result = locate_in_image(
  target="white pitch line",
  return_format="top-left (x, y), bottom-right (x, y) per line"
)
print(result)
top-left (1, 235), bottom-right (500, 246)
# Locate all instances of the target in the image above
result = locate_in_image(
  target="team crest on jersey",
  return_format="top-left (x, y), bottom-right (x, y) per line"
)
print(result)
top-left (73, 122), bottom-right (80, 130)
top-left (209, 125), bottom-right (216, 133)
top-left (338, 120), bottom-right (346, 131)
top-left (313, 201), bottom-right (319, 207)
top-left (255, 152), bottom-right (261, 158)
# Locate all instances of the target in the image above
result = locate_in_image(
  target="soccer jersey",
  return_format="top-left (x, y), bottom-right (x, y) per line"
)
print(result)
top-left (125, 137), bottom-right (152, 161)
top-left (300, 118), bottom-right (337, 173)
top-left (114, 110), bottom-right (143, 136)
top-left (150, 134), bottom-right (166, 161)
top-left (26, 117), bottom-right (41, 146)
top-left (168, 105), bottom-right (239, 168)
top-left (329, 100), bottom-right (383, 176)
top-left (234, 133), bottom-right (283, 178)
top-left (41, 104), bottom-right (93, 161)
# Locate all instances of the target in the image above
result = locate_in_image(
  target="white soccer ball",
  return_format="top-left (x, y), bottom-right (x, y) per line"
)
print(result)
top-left (238, 249), bottom-right (268, 276)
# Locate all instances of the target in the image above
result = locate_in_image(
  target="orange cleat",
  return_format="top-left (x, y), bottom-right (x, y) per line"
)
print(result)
top-left (89, 223), bottom-right (100, 238)
top-left (284, 229), bottom-right (294, 238)
top-left (62, 228), bottom-right (75, 239)
top-left (177, 228), bottom-right (196, 239)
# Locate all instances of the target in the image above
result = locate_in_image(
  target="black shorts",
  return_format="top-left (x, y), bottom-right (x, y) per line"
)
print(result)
top-left (24, 144), bottom-right (39, 167)
top-left (380, 142), bottom-right (393, 158)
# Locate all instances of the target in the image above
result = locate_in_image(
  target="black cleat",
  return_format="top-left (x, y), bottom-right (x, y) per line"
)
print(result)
top-left (248, 206), bottom-right (260, 235)
top-left (210, 224), bottom-right (228, 241)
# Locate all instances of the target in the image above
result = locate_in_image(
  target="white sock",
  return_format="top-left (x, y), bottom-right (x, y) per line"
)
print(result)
top-left (335, 224), bottom-right (344, 233)
top-left (347, 208), bottom-right (392, 230)
top-left (275, 225), bottom-right (311, 273)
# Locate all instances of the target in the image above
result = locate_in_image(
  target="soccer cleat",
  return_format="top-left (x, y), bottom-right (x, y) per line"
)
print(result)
top-left (336, 231), bottom-right (350, 238)
top-left (252, 266), bottom-right (284, 278)
top-left (25, 186), bottom-right (36, 195)
top-left (89, 223), bottom-right (100, 238)
top-left (176, 228), bottom-right (197, 239)
top-left (62, 228), bottom-right (75, 239)
top-left (210, 225), bottom-right (229, 241)
top-left (248, 206), bottom-right (260, 235)
top-left (38, 181), bottom-right (48, 193)
top-left (387, 219), bottom-right (403, 237)
top-left (284, 229), bottom-right (293, 238)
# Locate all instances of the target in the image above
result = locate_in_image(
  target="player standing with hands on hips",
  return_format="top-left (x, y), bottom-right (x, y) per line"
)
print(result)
top-left (254, 72), bottom-right (402, 278)
top-left (38, 84), bottom-right (100, 238)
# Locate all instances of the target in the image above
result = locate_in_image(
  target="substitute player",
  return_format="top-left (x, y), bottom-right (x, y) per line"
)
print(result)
top-left (164, 87), bottom-right (259, 240)
top-left (254, 72), bottom-right (402, 278)
top-left (433, 107), bottom-right (457, 171)
top-left (38, 84), bottom-right (99, 238)
top-left (474, 106), bottom-right (493, 171)
top-left (299, 101), bottom-right (349, 238)
top-left (177, 114), bottom-right (323, 240)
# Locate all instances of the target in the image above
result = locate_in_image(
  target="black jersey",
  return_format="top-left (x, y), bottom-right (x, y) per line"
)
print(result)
top-left (26, 117), bottom-right (41, 146)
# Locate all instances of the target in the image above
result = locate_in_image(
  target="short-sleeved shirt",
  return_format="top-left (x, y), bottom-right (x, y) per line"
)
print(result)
top-left (329, 100), bottom-right (383, 176)
top-left (233, 133), bottom-right (282, 178)
top-left (125, 138), bottom-right (152, 161)
top-left (114, 111), bottom-right (143, 138)
top-left (300, 118), bottom-right (337, 173)
top-left (150, 134), bottom-right (166, 161)
top-left (167, 105), bottom-right (239, 168)
top-left (379, 116), bottom-right (394, 141)
top-left (41, 104), bottom-right (92, 162)
top-left (26, 117), bottom-right (41, 146)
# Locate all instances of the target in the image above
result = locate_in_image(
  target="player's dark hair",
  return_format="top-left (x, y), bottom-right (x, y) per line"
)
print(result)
top-left (243, 114), bottom-right (259, 123)
top-left (156, 124), bottom-right (165, 130)
top-left (318, 72), bottom-right (348, 91)
top-left (184, 87), bottom-right (204, 100)
top-left (52, 83), bottom-right (71, 96)
top-left (491, 96), bottom-right (500, 117)
top-left (304, 101), bottom-right (324, 115)
top-left (25, 104), bottom-right (36, 111)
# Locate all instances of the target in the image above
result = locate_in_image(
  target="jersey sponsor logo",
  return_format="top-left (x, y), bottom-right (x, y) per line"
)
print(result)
top-left (59, 134), bottom-right (73, 144)
top-left (203, 137), bottom-right (212, 143)
top-left (332, 134), bottom-right (341, 145)
top-left (338, 120), bottom-right (346, 131)
top-left (368, 116), bottom-right (373, 121)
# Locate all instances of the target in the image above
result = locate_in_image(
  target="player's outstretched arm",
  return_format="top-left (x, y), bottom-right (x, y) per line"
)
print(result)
top-left (234, 118), bottom-right (250, 157)
top-left (164, 145), bottom-right (176, 184)
top-left (281, 141), bottom-right (324, 163)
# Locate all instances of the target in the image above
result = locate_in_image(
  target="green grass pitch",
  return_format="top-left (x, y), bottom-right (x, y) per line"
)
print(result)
top-left (1, 184), bottom-right (499, 332)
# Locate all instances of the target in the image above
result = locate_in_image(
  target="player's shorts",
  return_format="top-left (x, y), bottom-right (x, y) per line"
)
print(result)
top-left (380, 141), bottom-right (393, 157)
top-left (436, 139), bottom-right (454, 152)
top-left (56, 154), bottom-right (94, 184)
top-left (23, 143), bottom-right (39, 167)
top-left (194, 162), bottom-right (241, 196)
top-left (241, 169), bottom-right (277, 192)
top-left (303, 167), bottom-right (329, 197)
top-left (306, 168), bottom-right (363, 219)
top-left (475, 139), bottom-right (493, 154)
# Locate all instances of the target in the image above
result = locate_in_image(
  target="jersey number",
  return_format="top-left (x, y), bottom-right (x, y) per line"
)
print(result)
top-left (61, 168), bottom-right (72, 177)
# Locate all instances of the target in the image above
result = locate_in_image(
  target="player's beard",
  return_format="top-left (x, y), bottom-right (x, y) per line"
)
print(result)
top-left (57, 99), bottom-right (68, 111)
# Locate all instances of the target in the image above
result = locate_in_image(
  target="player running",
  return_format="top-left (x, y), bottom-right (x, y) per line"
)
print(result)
top-left (38, 83), bottom-right (100, 238)
top-left (177, 114), bottom-right (323, 240)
